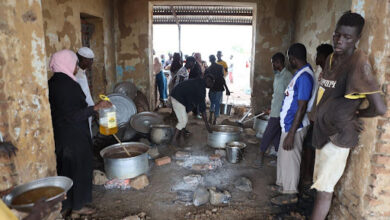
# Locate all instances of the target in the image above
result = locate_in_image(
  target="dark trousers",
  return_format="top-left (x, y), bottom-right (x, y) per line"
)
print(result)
top-left (259, 117), bottom-right (281, 152)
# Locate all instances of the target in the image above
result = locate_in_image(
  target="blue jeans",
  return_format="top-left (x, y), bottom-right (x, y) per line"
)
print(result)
top-left (209, 91), bottom-right (223, 117)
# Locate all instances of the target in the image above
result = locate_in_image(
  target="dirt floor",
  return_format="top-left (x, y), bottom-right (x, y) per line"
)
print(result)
top-left (88, 112), bottom-right (314, 220)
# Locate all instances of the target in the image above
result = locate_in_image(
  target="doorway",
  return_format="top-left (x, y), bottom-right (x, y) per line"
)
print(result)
top-left (80, 14), bottom-right (106, 101)
top-left (150, 2), bottom-right (257, 108)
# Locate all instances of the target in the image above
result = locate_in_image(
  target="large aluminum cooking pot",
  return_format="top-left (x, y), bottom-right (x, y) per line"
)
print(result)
top-left (3, 176), bottom-right (73, 212)
top-left (207, 125), bottom-right (243, 148)
top-left (150, 124), bottom-right (173, 144)
top-left (253, 116), bottom-right (269, 138)
top-left (100, 142), bottom-right (150, 179)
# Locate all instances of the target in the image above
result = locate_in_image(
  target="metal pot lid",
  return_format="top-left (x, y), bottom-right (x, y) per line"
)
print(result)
top-left (107, 93), bottom-right (137, 127)
top-left (114, 81), bottom-right (137, 99)
top-left (130, 112), bottom-right (163, 133)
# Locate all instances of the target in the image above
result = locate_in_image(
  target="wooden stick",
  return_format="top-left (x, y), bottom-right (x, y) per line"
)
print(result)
top-left (112, 134), bottom-right (131, 157)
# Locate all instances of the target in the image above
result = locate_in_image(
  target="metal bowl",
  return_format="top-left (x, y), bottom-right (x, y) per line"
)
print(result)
top-left (2, 176), bottom-right (73, 212)
top-left (150, 124), bottom-right (174, 144)
top-left (226, 141), bottom-right (247, 150)
top-left (130, 112), bottom-right (163, 134)
top-left (207, 125), bottom-right (243, 148)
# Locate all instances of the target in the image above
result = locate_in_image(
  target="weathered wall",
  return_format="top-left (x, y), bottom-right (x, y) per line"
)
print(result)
top-left (293, 0), bottom-right (352, 65)
top-left (114, 0), bottom-right (296, 111)
top-left (0, 0), bottom-right (56, 190)
top-left (329, 0), bottom-right (390, 219)
top-left (41, 0), bottom-right (116, 99)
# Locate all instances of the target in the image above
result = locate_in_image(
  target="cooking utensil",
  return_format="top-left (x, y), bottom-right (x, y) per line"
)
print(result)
top-left (220, 96), bottom-right (233, 115)
top-left (107, 93), bottom-right (137, 127)
top-left (226, 146), bottom-right (242, 163)
top-left (150, 124), bottom-right (173, 145)
top-left (114, 81), bottom-right (137, 99)
top-left (3, 176), bottom-right (73, 212)
top-left (207, 125), bottom-right (243, 148)
top-left (100, 142), bottom-right (150, 179)
top-left (253, 116), bottom-right (269, 138)
top-left (130, 112), bottom-right (163, 134)
top-left (240, 112), bottom-right (265, 125)
top-left (236, 108), bottom-right (252, 124)
top-left (226, 141), bottom-right (247, 150)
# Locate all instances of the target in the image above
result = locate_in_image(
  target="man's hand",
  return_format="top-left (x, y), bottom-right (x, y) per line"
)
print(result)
top-left (226, 90), bottom-right (231, 96)
top-left (0, 142), bottom-right (18, 157)
top-left (282, 132), bottom-right (295, 151)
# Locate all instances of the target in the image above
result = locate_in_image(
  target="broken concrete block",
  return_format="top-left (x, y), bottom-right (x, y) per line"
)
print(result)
top-left (175, 151), bottom-right (191, 159)
top-left (92, 170), bottom-right (108, 185)
top-left (176, 190), bottom-right (194, 202)
top-left (191, 164), bottom-right (208, 171)
top-left (130, 175), bottom-right (149, 190)
top-left (147, 147), bottom-right (159, 159)
top-left (122, 215), bottom-right (140, 220)
top-left (214, 149), bottom-right (226, 157)
top-left (183, 174), bottom-right (203, 186)
top-left (209, 154), bottom-right (221, 160)
top-left (244, 128), bottom-right (256, 136)
top-left (193, 187), bottom-right (209, 207)
top-left (234, 177), bottom-right (253, 192)
top-left (155, 156), bottom-right (171, 166)
top-left (209, 187), bottom-right (232, 205)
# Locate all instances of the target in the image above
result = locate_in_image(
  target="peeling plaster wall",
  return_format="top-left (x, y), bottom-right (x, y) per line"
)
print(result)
top-left (114, 0), bottom-right (296, 111)
top-left (294, 0), bottom-right (352, 65)
top-left (294, 0), bottom-right (390, 219)
top-left (41, 0), bottom-right (116, 99)
top-left (0, 0), bottom-right (56, 190)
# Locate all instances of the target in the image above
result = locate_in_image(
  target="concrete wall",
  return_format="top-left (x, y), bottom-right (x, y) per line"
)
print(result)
top-left (114, 0), bottom-right (296, 111)
top-left (294, 0), bottom-right (390, 218)
top-left (0, 0), bottom-right (56, 190)
top-left (41, 0), bottom-right (116, 99)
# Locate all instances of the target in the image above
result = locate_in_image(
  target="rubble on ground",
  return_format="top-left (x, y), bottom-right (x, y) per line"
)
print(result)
top-left (234, 177), bottom-right (253, 192)
top-left (147, 147), bottom-right (159, 159)
top-left (209, 187), bottom-right (231, 205)
top-left (155, 156), bottom-right (171, 166)
top-left (244, 128), bottom-right (256, 136)
top-left (193, 187), bottom-right (209, 206)
top-left (122, 212), bottom-right (150, 220)
top-left (214, 149), bottom-right (226, 157)
top-left (93, 169), bottom-right (108, 185)
top-left (130, 175), bottom-right (149, 190)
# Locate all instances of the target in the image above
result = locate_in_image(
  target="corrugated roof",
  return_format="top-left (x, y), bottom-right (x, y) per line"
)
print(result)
top-left (153, 5), bottom-right (253, 25)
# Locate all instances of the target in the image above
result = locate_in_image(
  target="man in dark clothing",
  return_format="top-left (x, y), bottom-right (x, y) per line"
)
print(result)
top-left (170, 75), bottom-right (214, 145)
top-left (310, 12), bottom-right (386, 220)
top-left (205, 55), bottom-right (230, 124)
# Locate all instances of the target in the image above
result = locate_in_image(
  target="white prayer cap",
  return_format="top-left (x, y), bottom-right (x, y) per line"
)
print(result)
top-left (77, 47), bottom-right (95, 59)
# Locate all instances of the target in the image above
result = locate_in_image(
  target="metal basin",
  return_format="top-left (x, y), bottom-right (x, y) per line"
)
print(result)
top-left (130, 112), bottom-right (163, 134)
top-left (150, 124), bottom-right (173, 145)
top-left (100, 142), bottom-right (150, 179)
top-left (220, 103), bottom-right (233, 115)
top-left (253, 117), bottom-right (269, 138)
top-left (207, 125), bottom-right (243, 148)
top-left (3, 176), bottom-right (73, 212)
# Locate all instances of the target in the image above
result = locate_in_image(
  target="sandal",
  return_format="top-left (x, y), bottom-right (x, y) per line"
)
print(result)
top-left (270, 194), bottom-right (298, 205)
top-left (72, 207), bottom-right (96, 215)
top-left (267, 184), bottom-right (282, 193)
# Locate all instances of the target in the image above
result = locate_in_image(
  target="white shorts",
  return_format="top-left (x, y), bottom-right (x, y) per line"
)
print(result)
top-left (171, 98), bottom-right (188, 130)
top-left (311, 142), bottom-right (350, 193)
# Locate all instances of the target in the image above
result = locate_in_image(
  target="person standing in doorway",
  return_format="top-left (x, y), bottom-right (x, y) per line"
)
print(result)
top-left (217, 51), bottom-right (228, 78)
top-left (270, 43), bottom-right (315, 205)
top-left (172, 56), bottom-right (196, 89)
top-left (254, 52), bottom-right (292, 167)
top-left (194, 52), bottom-right (208, 77)
top-left (76, 47), bottom-right (95, 138)
top-left (205, 55), bottom-right (231, 125)
top-left (310, 12), bottom-right (386, 220)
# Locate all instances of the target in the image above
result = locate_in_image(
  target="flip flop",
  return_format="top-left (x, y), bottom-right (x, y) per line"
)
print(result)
top-left (72, 207), bottom-right (96, 215)
top-left (267, 184), bottom-right (282, 193)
